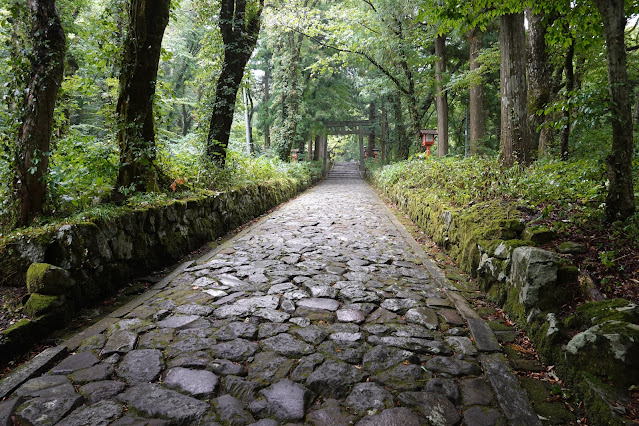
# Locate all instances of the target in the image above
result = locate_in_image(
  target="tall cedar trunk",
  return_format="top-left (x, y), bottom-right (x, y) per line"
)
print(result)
top-left (526, 8), bottom-right (555, 156)
top-left (263, 57), bottom-right (271, 149)
top-left (469, 27), bottom-right (484, 155)
top-left (207, 0), bottom-right (264, 164)
top-left (115, 0), bottom-right (170, 193)
top-left (595, 0), bottom-right (636, 221)
top-left (367, 102), bottom-right (376, 157)
top-left (560, 43), bottom-right (574, 160)
top-left (15, 0), bottom-right (66, 227)
top-left (281, 33), bottom-right (302, 161)
top-left (393, 93), bottom-right (410, 160)
top-left (313, 135), bottom-right (321, 161)
top-left (381, 98), bottom-right (388, 162)
top-left (435, 34), bottom-right (449, 156)
top-left (499, 13), bottom-right (533, 167)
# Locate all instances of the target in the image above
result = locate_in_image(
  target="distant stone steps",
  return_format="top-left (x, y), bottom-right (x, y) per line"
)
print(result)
top-left (327, 162), bottom-right (360, 179)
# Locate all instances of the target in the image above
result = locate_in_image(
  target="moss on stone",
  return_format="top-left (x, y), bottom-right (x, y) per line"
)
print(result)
top-left (518, 377), bottom-right (576, 424)
top-left (523, 226), bottom-right (557, 244)
top-left (566, 299), bottom-right (639, 329)
top-left (23, 293), bottom-right (65, 317)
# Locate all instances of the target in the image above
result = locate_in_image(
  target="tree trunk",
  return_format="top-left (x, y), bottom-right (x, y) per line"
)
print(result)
top-left (313, 135), bottom-right (321, 161)
top-left (526, 8), bottom-right (555, 155)
top-left (243, 87), bottom-right (253, 155)
top-left (499, 13), bottom-right (533, 167)
top-left (435, 34), bottom-right (449, 156)
top-left (393, 93), bottom-right (410, 160)
top-left (367, 101), bottom-right (376, 157)
top-left (15, 0), bottom-right (66, 227)
top-left (207, 0), bottom-right (264, 165)
top-left (381, 98), bottom-right (388, 162)
top-left (560, 43), bottom-right (574, 160)
top-left (263, 57), bottom-right (271, 149)
top-left (115, 0), bottom-right (170, 193)
top-left (594, 0), bottom-right (635, 221)
top-left (469, 27), bottom-right (485, 155)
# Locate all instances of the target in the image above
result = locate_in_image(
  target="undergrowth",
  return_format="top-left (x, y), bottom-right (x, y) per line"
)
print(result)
top-left (371, 155), bottom-right (608, 211)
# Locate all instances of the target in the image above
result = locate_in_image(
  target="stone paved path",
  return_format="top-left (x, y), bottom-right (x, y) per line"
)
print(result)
top-left (0, 163), bottom-right (543, 425)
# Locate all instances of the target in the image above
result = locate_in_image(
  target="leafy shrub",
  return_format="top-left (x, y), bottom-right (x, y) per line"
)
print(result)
top-left (373, 156), bottom-right (608, 211)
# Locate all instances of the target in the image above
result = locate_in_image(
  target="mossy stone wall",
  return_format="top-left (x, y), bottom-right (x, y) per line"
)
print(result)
top-left (374, 179), bottom-right (638, 425)
top-left (0, 178), bottom-right (316, 360)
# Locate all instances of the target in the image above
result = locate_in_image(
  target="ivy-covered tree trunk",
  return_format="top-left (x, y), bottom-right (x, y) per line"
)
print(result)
top-left (207, 0), bottom-right (264, 165)
top-left (468, 27), bottom-right (484, 155)
top-left (14, 0), bottom-right (66, 227)
top-left (435, 34), bottom-right (449, 156)
top-left (499, 12), bottom-right (533, 167)
top-left (115, 0), bottom-right (171, 193)
top-left (594, 0), bottom-right (635, 222)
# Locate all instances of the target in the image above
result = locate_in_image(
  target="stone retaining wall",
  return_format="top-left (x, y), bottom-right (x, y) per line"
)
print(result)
top-left (0, 177), bottom-right (318, 360)
top-left (373, 180), bottom-right (638, 425)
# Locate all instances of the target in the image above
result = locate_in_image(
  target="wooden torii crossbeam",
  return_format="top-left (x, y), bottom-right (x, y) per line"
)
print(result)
top-left (323, 120), bottom-right (374, 171)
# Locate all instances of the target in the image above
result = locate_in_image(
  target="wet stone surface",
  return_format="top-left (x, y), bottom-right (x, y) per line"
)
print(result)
top-left (2, 163), bottom-right (542, 424)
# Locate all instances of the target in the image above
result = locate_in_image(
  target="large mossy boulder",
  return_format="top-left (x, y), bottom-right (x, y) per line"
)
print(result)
top-left (565, 320), bottom-right (639, 389)
top-left (23, 293), bottom-right (66, 317)
top-left (509, 247), bottom-right (564, 313)
top-left (26, 263), bottom-right (73, 295)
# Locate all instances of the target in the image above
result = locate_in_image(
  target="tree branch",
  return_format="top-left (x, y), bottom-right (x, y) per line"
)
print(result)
top-left (285, 25), bottom-right (410, 96)
top-left (361, 0), bottom-right (377, 12)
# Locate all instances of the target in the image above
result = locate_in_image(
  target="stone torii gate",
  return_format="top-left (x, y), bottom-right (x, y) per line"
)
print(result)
top-left (321, 120), bottom-right (375, 172)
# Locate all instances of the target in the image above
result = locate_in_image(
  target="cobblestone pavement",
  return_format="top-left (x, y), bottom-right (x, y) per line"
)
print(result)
top-left (0, 163), bottom-right (543, 425)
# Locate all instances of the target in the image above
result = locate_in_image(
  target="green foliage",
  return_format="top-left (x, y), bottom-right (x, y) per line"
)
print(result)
top-left (47, 129), bottom-right (119, 215)
top-left (373, 156), bottom-right (607, 211)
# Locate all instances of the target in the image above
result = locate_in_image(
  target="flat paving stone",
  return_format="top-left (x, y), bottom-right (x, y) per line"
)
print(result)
top-left (16, 393), bottom-right (84, 425)
top-left (118, 383), bottom-right (209, 423)
top-left (356, 407), bottom-right (426, 426)
top-left (79, 380), bottom-right (126, 403)
top-left (306, 360), bottom-right (366, 399)
top-left (211, 338), bottom-right (259, 361)
top-left (249, 379), bottom-right (313, 422)
top-left (345, 382), bottom-right (394, 415)
top-left (405, 307), bottom-right (439, 330)
top-left (163, 367), bottom-right (218, 398)
top-left (296, 298), bottom-right (340, 311)
top-left (51, 352), bottom-right (99, 375)
top-left (117, 349), bottom-right (163, 383)
top-left (102, 330), bottom-right (138, 356)
top-left (398, 391), bottom-right (461, 425)
top-left (56, 399), bottom-right (124, 426)
top-left (259, 333), bottom-right (314, 357)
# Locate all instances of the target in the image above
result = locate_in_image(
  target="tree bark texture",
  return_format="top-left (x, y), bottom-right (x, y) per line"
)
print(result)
top-left (469, 28), bottom-right (484, 155)
top-left (381, 99), bottom-right (388, 162)
top-left (560, 43), bottom-right (574, 160)
top-left (15, 0), bottom-right (66, 227)
top-left (313, 135), bottom-right (321, 161)
top-left (435, 34), bottom-right (449, 156)
top-left (207, 0), bottom-right (264, 164)
top-left (115, 0), bottom-right (170, 193)
top-left (595, 0), bottom-right (635, 221)
top-left (499, 13), bottom-right (533, 167)
top-left (367, 101), bottom-right (376, 157)
top-left (263, 57), bottom-right (271, 149)
top-left (526, 8), bottom-right (555, 156)
top-left (392, 92), bottom-right (410, 160)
